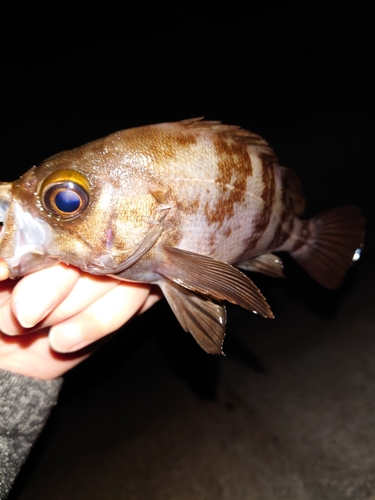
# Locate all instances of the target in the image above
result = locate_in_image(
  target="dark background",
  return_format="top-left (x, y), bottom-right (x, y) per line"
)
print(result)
top-left (2, 7), bottom-right (373, 240)
top-left (2, 7), bottom-right (373, 226)
top-left (3, 4), bottom-right (375, 499)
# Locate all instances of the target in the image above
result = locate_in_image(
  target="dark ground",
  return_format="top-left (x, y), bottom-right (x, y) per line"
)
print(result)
top-left (2, 4), bottom-right (375, 499)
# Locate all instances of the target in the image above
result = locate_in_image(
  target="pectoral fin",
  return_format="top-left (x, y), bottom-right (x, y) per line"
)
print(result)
top-left (158, 245), bottom-right (274, 319)
top-left (236, 253), bottom-right (285, 278)
top-left (159, 278), bottom-right (227, 354)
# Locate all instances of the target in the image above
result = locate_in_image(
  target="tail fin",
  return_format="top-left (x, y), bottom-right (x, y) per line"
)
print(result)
top-left (291, 206), bottom-right (364, 289)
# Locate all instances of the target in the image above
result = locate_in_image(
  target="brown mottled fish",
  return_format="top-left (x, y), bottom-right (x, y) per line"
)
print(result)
top-left (0, 118), bottom-right (364, 353)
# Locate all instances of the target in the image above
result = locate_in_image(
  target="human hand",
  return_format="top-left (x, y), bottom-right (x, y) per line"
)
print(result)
top-left (0, 260), bottom-right (161, 380)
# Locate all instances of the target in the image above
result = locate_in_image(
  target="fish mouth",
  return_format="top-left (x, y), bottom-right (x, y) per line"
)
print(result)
top-left (0, 182), bottom-right (57, 278)
top-left (0, 182), bottom-right (12, 246)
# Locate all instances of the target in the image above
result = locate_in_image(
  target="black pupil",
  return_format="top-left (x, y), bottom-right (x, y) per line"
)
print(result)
top-left (55, 190), bottom-right (81, 212)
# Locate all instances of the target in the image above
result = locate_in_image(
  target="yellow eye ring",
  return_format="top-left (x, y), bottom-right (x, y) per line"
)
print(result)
top-left (40, 169), bottom-right (90, 220)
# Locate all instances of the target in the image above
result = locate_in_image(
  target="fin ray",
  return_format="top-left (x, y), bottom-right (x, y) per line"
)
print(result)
top-left (179, 118), bottom-right (278, 164)
top-left (237, 253), bottom-right (285, 278)
top-left (159, 279), bottom-right (226, 354)
top-left (158, 245), bottom-right (274, 319)
top-left (291, 205), bottom-right (364, 289)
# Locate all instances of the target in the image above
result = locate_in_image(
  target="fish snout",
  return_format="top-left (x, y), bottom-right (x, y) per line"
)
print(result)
top-left (0, 183), bottom-right (12, 245)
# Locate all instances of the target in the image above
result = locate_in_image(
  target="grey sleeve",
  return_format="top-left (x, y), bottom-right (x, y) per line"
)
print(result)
top-left (0, 369), bottom-right (63, 499)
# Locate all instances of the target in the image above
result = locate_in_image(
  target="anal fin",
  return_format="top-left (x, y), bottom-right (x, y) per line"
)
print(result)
top-left (236, 253), bottom-right (285, 278)
top-left (159, 278), bottom-right (227, 354)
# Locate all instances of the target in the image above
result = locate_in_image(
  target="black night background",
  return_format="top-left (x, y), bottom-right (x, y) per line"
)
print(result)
top-left (3, 5), bottom-right (375, 499)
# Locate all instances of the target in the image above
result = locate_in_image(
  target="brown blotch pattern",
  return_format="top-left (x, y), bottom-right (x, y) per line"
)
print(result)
top-left (204, 135), bottom-right (252, 228)
top-left (270, 179), bottom-right (296, 249)
top-left (223, 226), bottom-right (232, 237)
top-left (271, 223), bottom-right (292, 249)
top-left (278, 172), bottom-right (293, 223)
top-left (170, 192), bottom-right (201, 220)
top-left (120, 125), bottom-right (198, 170)
top-left (246, 152), bottom-right (276, 250)
top-left (163, 192), bottom-right (201, 248)
top-left (208, 231), bottom-right (217, 249)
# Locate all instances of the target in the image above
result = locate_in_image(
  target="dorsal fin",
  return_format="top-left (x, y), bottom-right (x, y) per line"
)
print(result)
top-left (178, 118), bottom-right (278, 164)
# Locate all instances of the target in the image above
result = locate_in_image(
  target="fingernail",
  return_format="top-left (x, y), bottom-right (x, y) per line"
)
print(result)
top-left (49, 324), bottom-right (90, 353)
top-left (0, 303), bottom-right (24, 335)
top-left (14, 299), bottom-right (54, 329)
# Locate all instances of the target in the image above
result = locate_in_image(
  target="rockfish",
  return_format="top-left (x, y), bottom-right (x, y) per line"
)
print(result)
top-left (0, 119), bottom-right (364, 353)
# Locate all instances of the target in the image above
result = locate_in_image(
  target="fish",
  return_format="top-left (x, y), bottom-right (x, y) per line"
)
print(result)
top-left (0, 118), bottom-right (364, 353)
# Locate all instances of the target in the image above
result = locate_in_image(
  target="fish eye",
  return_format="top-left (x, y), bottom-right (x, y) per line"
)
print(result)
top-left (40, 169), bottom-right (90, 220)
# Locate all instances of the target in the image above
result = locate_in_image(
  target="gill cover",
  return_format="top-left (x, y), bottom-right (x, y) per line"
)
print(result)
top-left (40, 169), bottom-right (90, 219)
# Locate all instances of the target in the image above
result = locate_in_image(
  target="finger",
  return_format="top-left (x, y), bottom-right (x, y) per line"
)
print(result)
top-left (0, 271), bottom-right (119, 335)
top-left (40, 273), bottom-right (120, 327)
top-left (49, 282), bottom-right (151, 353)
top-left (43, 281), bottom-right (163, 325)
top-left (0, 328), bottom-right (92, 380)
top-left (0, 283), bottom-right (163, 338)
top-left (0, 297), bottom-right (22, 335)
top-left (0, 281), bottom-right (19, 334)
top-left (11, 264), bottom-right (81, 328)
top-left (0, 259), bottom-right (10, 281)
top-left (0, 260), bottom-right (14, 310)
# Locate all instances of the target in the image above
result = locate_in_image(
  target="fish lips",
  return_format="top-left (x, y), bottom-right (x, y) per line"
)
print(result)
top-left (0, 183), bottom-right (57, 278)
top-left (0, 182), bottom-right (12, 238)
